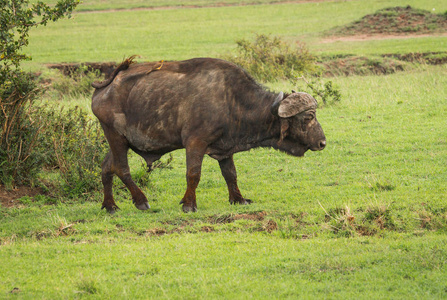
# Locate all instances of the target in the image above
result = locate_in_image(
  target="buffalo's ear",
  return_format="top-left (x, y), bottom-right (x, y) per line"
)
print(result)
top-left (270, 91), bottom-right (284, 116)
top-left (278, 119), bottom-right (289, 145)
top-left (278, 92), bottom-right (317, 118)
top-left (292, 90), bottom-right (296, 93)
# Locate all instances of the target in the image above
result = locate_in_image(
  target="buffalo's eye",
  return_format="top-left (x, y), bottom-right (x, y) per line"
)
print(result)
top-left (304, 114), bottom-right (315, 122)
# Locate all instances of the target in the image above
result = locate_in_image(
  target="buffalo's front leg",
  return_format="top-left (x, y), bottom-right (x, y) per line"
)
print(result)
top-left (180, 139), bottom-right (207, 213)
top-left (218, 155), bottom-right (252, 205)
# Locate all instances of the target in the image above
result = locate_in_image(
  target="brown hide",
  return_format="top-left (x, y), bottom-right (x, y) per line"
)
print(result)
top-left (91, 58), bottom-right (326, 213)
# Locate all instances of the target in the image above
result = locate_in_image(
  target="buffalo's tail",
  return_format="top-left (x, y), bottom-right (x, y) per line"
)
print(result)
top-left (91, 55), bottom-right (137, 89)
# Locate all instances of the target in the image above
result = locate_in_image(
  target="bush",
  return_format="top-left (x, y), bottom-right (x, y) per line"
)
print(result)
top-left (0, 0), bottom-right (79, 187)
top-left (226, 34), bottom-right (319, 82)
top-left (225, 34), bottom-right (342, 106)
top-left (0, 69), bottom-right (105, 190)
top-left (293, 76), bottom-right (342, 106)
top-left (0, 70), bottom-right (46, 187)
top-left (38, 106), bottom-right (108, 198)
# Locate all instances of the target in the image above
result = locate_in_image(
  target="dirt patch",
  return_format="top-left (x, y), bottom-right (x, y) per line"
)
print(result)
top-left (318, 51), bottom-right (447, 76)
top-left (200, 226), bottom-right (215, 233)
top-left (142, 211), bottom-right (274, 237)
top-left (0, 185), bottom-right (45, 208)
top-left (209, 211), bottom-right (267, 224)
top-left (383, 51), bottom-right (447, 65)
top-left (260, 219), bottom-right (278, 233)
top-left (318, 55), bottom-right (406, 77)
top-left (326, 6), bottom-right (447, 37)
top-left (145, 228), bottom-right (168, 236)
top-left (233, 211), bottom-right (267, 221)
top-left (321, 32), bottom-right (447, 43)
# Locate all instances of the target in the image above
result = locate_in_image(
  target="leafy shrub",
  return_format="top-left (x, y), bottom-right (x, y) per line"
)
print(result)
top-left (0, 0), bottom-right (78, 187)
top-left (38, 106), bottom-right (108, 198)
top-left (226, 34), bottom-right (318, 82)
top-left (225, 34), bottom-right (342, 105)
top-left (293, 76), bottom-right (341, 106)
top-left (0, 70), bottom-right (46, 187)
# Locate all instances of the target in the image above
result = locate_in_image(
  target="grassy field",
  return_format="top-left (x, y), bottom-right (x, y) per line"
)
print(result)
top-left (44, 0), bottom-right (294, 11)
top-left (24, 0), bottom-right (447, 65)
top-left (2, 0), bottom-right (447, 298)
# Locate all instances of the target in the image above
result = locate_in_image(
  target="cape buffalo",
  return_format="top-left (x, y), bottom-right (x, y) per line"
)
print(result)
top-left (91, 57), bottom-right (326, 213)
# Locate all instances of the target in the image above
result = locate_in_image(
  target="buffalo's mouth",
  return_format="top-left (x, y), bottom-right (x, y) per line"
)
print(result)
top-left (290, 148), bottom-right (308, 157)
top-left (278, 140), bottom-right (308, 157)
top-left (276, 138), bottom-right (326, 157)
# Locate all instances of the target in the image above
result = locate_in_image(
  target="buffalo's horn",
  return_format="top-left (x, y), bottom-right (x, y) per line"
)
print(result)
top-left (292, 90), bottom-right (297, 93)
top-left (278, 92), bottom-right (317, 118)
top-left (271, 91), bottom-right (284, 116)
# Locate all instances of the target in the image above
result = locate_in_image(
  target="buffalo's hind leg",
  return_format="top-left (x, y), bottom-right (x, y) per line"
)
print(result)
top-left (101, 125), bottom-right (150, 212)
top-left (101, 151), bottom-right (119, 213)
top-left (218, 155), bottom-right (252, 205)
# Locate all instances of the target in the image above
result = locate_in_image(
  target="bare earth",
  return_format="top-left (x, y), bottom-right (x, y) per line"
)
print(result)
top-left (0, 185), bottom-right (44, 208)
top-left (321, 33), bottom-right (447, 43)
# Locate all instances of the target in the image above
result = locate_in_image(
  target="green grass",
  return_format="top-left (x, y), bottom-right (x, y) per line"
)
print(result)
top-left (1, 233), bottom-right (446, 298)
top-left (24, 0), bottom-right (447, 66)
top-left (1, 65), bottom-right (446, 298)
top-left (2, 0), bottom-right (447, 298)
top-left (45, 0), bottom-right (292, 12)
top-left (314, 35), bottom-right (447, 56)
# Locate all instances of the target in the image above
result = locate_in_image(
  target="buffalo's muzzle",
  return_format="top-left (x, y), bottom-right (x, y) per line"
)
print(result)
top-left (310, 139), bottom-right (326, 151)
top-left (319, 140), bottom-right (326, 150)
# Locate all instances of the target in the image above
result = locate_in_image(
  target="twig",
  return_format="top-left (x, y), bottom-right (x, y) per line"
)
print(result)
top-left (318, 200), bottom-right (334, 220)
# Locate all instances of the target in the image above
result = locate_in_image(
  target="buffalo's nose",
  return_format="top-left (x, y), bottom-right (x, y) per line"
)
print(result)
top-left (319, 140), bottom-right (326, 149)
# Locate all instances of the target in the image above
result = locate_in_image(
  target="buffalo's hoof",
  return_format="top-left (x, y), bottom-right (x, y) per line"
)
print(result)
top-left (230, 198), bottom-right (252, 205)
top-left (135, 202), bottom-right (150, 210)
top-left (102, 204), bottom-right (120, 214)
top-left (182, 205), bottom-right (197, 213)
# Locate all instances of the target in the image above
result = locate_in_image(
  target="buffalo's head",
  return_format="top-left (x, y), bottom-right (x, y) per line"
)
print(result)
top-left (271, 91), bottom-right (326, 156)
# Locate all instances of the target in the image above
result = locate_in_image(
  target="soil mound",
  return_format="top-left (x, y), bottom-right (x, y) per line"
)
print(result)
top-left (319, 51), bottom-right (447, 77)
top-left (327, 6), bottom-right (447, 36)
top-left (318, 55), bottom-right (405, 77)
top-left (0, 185), bottom-right (45, 208)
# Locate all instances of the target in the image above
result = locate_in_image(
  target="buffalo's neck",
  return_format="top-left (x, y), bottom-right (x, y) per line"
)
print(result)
top-left (207, 89), bottom-right (283, 160)
top-left (231, 91), bottom-right (282, 147)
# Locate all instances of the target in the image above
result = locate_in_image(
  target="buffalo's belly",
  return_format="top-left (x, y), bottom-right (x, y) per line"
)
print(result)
top-left (206, 140), bottom-right (256, 160)
top-left (110, 110), bottom-right (183, 152)
top-left (124, 125), bottom-right (182, 153)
